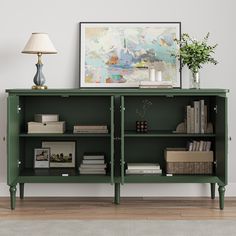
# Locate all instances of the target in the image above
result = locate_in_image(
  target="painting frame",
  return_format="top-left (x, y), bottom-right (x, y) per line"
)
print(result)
top-left (34, 148), bottom-right (50, 169)
top-left (42, 141), bottom-right (76, 168)
top-left (79, 22), bottom-right (182, 89)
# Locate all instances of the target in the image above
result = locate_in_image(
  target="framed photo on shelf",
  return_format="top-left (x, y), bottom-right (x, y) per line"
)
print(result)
top-left (42, 141), bottom-right (76, 168)
top-left (34, 148), bottom-right (50, 168)
top-left (79, 22), bottom-right (181, 88)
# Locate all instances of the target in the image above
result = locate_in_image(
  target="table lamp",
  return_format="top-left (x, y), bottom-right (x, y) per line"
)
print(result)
top-left (22, 33), bottom-right (57, 89)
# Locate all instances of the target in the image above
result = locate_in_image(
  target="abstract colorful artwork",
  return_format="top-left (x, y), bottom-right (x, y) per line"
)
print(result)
top-left (80, 22), bottom-right (181, 88)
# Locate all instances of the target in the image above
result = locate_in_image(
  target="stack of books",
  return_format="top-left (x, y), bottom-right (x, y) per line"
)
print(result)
top-left (73, 125), bottom-right (108, 134)
top-left (79, 153), bottom-right (106, 175)
top-left (139, 81), bottom-right (173, 89)
top-left (126, 163), bottom-right (162, 175)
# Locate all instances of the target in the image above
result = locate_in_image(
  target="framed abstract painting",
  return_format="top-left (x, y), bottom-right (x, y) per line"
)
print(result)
top-left (79, 22), bottom-right (181, 88)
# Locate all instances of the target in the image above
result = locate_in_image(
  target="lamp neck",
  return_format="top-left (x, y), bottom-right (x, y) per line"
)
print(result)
top-left (37, 53), bottom-right (43, 65)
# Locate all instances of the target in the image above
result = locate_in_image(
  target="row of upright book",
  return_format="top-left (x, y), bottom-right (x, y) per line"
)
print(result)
top-left (187, 140), bottom-right (211, 151)
top-left (186, 99), bottom-right (209, 134)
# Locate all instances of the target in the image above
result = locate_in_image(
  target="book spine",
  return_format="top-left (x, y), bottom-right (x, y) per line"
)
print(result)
top-left (190, 107), bottom-right (195, 133)
top-left (200, 100), bottom-right (205, 133)
top-left (186, 105), bottom-right (191, 134)
top-left (194, 101), bottom-right (200, 133)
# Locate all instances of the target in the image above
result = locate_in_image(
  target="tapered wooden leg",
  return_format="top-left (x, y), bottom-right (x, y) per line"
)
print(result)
top-left (114, 183), bottom-right (120, 205)
top-left (9, 185), bottom-right (17, 210)
top-left (210, 183), bottom-right (215, 199)
top-left (20, 183), bottom-right (24, 199)
top-left (218, 185), bottom-right (226, 210)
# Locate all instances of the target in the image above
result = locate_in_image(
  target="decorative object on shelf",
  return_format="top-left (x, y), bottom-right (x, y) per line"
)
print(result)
top-left (136, 99), bottom-right (152, 133)
top-left (34, 148), bottom-right (50, 168)
top-left (173, 32), bottom-right (218, 89)
top-left (22, 33), bottom-right (57, 89)
top-left (34, 114), bottom-right (59, 123)
top-left (80, 22), bottom-right (181, 88)
top-left (136, 121), bottom-right (148, 133)
top-left (174, 122), bottom-right (186, 133)
top-left (42, 141), bottom-right (75, 168)
top-left (165, 148), bottom-right (213, 174)
top-left (28, 121), bottom-right (65, 134)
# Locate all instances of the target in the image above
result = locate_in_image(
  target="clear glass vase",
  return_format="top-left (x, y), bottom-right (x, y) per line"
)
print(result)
top-left (190, 71), bottom-right (200, 89)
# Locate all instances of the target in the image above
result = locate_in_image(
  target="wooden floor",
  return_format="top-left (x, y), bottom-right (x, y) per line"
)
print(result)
top-left (0, 197), bottom-right (236, 220)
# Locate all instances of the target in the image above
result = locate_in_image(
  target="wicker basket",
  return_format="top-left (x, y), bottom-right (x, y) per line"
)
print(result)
top-left (165, 148), bottom-right (213, 175)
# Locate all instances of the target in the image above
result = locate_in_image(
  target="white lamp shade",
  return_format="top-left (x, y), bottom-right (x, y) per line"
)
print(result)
top-left (22, 33), bottom-right (57, 54)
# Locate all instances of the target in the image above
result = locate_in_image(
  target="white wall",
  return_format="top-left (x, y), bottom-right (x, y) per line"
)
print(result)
top-left (0, 0), bottom-right (235, 197)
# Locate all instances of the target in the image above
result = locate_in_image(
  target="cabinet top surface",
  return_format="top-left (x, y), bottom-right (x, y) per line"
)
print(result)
top-left (6, 88), bottom-right (229, 96)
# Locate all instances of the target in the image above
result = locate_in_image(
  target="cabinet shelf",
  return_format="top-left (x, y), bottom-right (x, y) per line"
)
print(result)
top-left (18, 168), bottom-right (111, 183)
top-left (124, 130), bottom-right (215, 138)
top-left (124, 175), bottom-right (222, 184)
top-left (19, 132), bottom-right (110, 138)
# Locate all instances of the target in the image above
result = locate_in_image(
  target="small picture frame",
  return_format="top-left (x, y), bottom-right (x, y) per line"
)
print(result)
top-left (42, 141), bottom-right (76, 168)
top-left (34, 148), bottom-right (50, 168)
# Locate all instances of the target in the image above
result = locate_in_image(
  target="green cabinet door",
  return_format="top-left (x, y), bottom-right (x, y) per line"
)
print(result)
top-left (121, 96), bottom-right (125, 184)
top-left (215, 96), bottom-right (228, 185)
top-left (7, 95), bottom-right (20, 186)
top-left (110, 96), bottom-right (114, 184)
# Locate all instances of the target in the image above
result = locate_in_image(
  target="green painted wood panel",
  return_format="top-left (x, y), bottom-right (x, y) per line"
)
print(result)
top-left (121, 96), bottom-right (125, 184)
top-left (7, 95), bottom-right (20, 186)
top-left (110, 96), bottom-right (114, 184)
top-left (215, 96), bottom-right (228, 185)
top-left (6, 88), bottom-right (229, 97)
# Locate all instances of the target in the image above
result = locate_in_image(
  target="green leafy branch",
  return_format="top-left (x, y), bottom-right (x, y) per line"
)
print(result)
top-left (173, 33), bottom-right (218, 73)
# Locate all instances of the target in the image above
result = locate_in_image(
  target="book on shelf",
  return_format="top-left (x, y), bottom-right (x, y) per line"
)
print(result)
top-left (139, 81), bottom-right (173, 88)
top-left (126, 162), bottom-right (162, 175)
top-left (79, 169), bottom-right (106, 175)
top-left (194, 101), bottom-right (200, 133)
top-left (74, 125), bottom-right (108, 130)
top-left (187, 140), bottom-right (212, 152)
top-left (73, 129), bottom-right (108, 134)
top-left (80, 164), bottom-right (106, 169)
top-left (82, 159), bottom-right (105, 164)
top-left (83, 153), bottom-right (105, 160)
top-left (73, 124), bottom-right (108, 134)
top-left (126, 169), bottom-right (162, 175)
top-left (127, 163), bottom-right (160, 170)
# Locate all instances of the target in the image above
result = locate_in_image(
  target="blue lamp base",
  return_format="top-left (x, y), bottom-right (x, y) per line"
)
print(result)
top-left (32, 62), bottom-right (47, 90)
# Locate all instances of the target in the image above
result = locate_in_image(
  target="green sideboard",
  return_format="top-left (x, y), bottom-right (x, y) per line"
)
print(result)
top-left (6, 88), bottom-right (228, 209)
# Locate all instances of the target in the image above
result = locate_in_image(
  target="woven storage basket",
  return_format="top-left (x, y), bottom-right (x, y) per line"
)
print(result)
top-left (165, 148), bottom-right (213, 175)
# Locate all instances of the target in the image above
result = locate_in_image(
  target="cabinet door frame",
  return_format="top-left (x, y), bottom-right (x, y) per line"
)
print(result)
top-left (110, 96), bottom-right (114, 184)
top-left (121, 96), bottom-right (125, 184)
top-left (215, 96), bottom-right (228, 185)
top-left (7, 95), bottom-right (20, 186)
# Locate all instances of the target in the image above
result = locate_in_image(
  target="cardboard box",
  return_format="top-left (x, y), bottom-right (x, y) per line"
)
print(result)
top-left (28, 121), bottom-right (65, 134)
top-left (34, 114), bottom-right (59, 123)
top-left (165, 148), bottom-right (213, 162)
